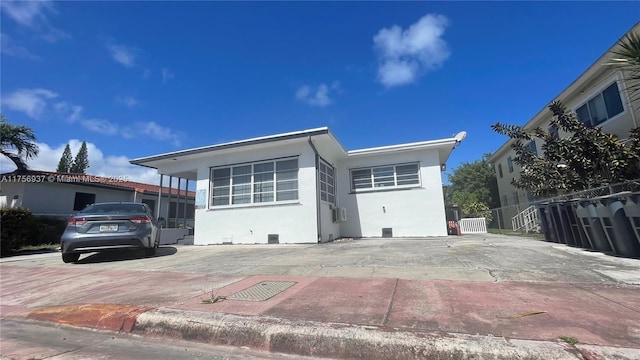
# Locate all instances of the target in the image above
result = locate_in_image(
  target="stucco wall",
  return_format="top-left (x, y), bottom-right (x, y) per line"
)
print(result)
top-left (189, 140), bottom-right (319, 245)
top-left (337, 149), bottom-right (447, 238)
top-left (16, 182), bottom-right (133, 215)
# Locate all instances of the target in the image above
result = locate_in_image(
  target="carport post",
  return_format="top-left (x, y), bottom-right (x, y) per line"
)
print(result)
top-left (177, 178), bottom-right (182, 227)
top-left (157, 174), bottom-right (164, 226)
top-left (183, 179), bottom-right (188, 229)
top-left (168, 176), bottom-right (173, 227)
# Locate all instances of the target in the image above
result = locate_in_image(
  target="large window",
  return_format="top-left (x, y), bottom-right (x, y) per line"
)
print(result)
top-left (319, 160), bottom-right (335, 204)
top-left (350, 163), bottom-right (420, 191)
top-left (210, 158), bottom-right (298, 207)
top-left (525, 140), bottom-right (537, 156)
top-left (576, 82), bottom-right (624, 127)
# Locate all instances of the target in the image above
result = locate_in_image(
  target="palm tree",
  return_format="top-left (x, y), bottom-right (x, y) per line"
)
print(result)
top-left (609, 30), bottom-right (640, 101)
top-left (0, 114), bottom-right (39, 172)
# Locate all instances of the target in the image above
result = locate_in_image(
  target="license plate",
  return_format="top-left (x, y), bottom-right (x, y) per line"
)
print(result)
top-left (99, 224), bottom-right (118, 232)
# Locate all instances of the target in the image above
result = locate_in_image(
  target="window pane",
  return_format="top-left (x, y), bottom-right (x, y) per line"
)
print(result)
top-left (277, 190), bottom-right (298, 201)
top-left (254, 172), bottom-right (273, 183)
top-left (276, 171), bottom-right (297, 182)
top-left (233, 165), bottom-right (251, 175)
top-left (587, 94), bottom-right (608, 125)
top-left (327, 167), bottom-right (334, 177)
top-left (213, 187), bottom-right (230, 197)
top-left (254, 193), bottom-right (273, 203)
top-left (212, 197), bottom-right (229, 206)
top-left (373, 166), bottom-right (394, 187)
top-left (277, 180), bottom-right (298, 191)
top-left (602, 82), bottom-right (624, 119)
top-left (396, 164), bottom-right (419, 185)
top-left (213, 168), bottom-right (230, 178)
top-left (276, 159), bottom-right (298, 171)
top-left (254, 181), bottom-right (273, 193)
top-left (576, 105), bottom-right (591, 126)
top-left (232, 183), bottom-right (251, 195)
top-left (232, 194), bottom-right (251, 204)
top-left (233, 174), bottom-right (251, 184)
top-left (351, 169), bottom-right (372, 189)
top-left (254, 162), bottom-right (273, 173)
top-left (321, 192), bottom-right (327, 201)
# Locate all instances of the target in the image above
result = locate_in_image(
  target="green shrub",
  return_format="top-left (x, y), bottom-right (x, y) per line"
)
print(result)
top-left (1, 207), bottom-right (33, 254)
top-left (1, 208), bottom-right (67, 255)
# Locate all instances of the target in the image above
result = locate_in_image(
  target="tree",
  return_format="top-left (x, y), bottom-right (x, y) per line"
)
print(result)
top-left (69, 141), bottom-right (89, 174)
top-left (608, 30), bottom-right (640, 102)
top-left (56, 144), bottom-right (73, 173)
top-left (492, 101), bottom-right (640, 198)
top-left (445, 154), bottom-right (499, 221)
top-left (0, 114), bottom-right (39, 172)
top-left (447, 154), bottom-right (500, 209)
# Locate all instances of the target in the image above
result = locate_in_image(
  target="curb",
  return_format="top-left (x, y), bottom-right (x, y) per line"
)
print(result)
top-left (17, 305), bottom-right (640, 360)
top-left (134, 308), bottom-right (582, 360)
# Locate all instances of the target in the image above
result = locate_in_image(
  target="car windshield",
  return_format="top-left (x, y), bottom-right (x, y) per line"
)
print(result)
top-left (79, 204), bottom-right (147, 215)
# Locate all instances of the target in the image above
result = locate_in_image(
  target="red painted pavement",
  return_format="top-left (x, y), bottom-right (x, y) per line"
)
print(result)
top-left (2, 264), bottom-right (639, 347)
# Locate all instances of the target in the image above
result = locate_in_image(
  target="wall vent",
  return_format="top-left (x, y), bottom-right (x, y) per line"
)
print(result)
top-left (268, 234), bottom-right (279, 244)
top-left (382, 228), bottom-right (393, 238)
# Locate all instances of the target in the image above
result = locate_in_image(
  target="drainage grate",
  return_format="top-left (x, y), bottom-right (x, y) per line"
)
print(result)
top-left (226, 281), bottom-right (296, 301)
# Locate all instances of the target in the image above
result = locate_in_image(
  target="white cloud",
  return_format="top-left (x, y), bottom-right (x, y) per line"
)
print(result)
top-left (162, 67), bottom-right (174, 83)
top-left (0, 33), bottom-right (40, 60)
top-left (131, 121), bottom-right (183, 146)
top-left (1, 88), bottom-right (58, 119)
top-left (116, 95), bottom-right (139, 108)
top-left (295, 82), bottom-right (341, 107)
top-left (373, 14), bottom-right (450, 87)
top-left (0, 0), bottom-right (69, 43)
top-left (0, 0), bottom-right (52, 27)
top-left (0, 140), bottom-right (162, 184)
top-left (54, 101), bottom-right (83, 122)
top-left (106, 42), bottom-right (138, 68)
top-left (82, 119), bottom-right (119, 135)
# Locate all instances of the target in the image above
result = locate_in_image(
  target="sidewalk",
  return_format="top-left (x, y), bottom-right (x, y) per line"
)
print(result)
top-left (1, 264), bottom-right (639, 359)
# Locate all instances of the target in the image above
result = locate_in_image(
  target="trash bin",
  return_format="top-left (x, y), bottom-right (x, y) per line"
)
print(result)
top-left (556, 201), bottom-right (577, 246)
top-left (595, 192), bottom-right (640, 258)
top-left (536, 202), bottom-right (556, 242)
top-left (575, 199), bottom-right (612, 252)
top-left (567, 199), bottom-right (589, 249)
top-left (549, 201), bottom-right (568, 244)
top-left (622, 192), bottom-right (640, 245)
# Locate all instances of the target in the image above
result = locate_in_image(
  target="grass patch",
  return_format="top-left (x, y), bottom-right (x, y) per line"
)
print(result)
top-left (558, 335), bottom-right (579, 345)
top-left (2, 244), bottom-right (60, 257)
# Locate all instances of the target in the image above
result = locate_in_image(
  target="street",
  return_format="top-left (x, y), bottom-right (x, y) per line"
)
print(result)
top-left (0, 319), bottom-right (325, 360)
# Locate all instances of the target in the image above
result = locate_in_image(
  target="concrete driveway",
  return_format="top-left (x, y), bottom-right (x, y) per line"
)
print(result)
top-left (3, 233), bottom-right (639, 285)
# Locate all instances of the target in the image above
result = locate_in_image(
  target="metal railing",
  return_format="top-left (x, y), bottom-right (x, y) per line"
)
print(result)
top-left (459, 218), bottom-right (488, 234)
top-left (489, 179), bottom-right (640, 233)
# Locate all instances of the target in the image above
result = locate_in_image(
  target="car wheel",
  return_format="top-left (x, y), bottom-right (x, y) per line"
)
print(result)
top-left (62, 253), bottom-right (80, 263)
top-left (145, 247), bottom-right (156, 256)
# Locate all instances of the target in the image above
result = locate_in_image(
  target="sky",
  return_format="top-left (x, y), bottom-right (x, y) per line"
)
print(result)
top-left (1, 1), bottom-right (639, 185)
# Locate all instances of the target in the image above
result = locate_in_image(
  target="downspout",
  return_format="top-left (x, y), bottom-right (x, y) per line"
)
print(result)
top-left (307, 135), bottom-right (322, 243)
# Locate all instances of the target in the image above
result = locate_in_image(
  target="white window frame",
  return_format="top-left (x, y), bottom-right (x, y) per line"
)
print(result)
top-left (573, 77), bottom-right (626, 128)
top-left (209, 157), bottom-right (299, 208)
top-left (319, 160), bottom-right (335, 204)
top-left (349, 162), bottom-right (421, 193)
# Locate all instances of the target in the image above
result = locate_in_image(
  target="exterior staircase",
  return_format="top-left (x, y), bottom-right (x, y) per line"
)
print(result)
top-left (512, 205), bottom-right (540, 233)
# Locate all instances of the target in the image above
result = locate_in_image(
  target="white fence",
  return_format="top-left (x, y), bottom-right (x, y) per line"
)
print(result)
top-left (458, 217), bottom-right (488, 234)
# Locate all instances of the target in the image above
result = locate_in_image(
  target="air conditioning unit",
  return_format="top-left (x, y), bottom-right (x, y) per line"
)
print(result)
top-left (332, 207), bottom-right (347, 223)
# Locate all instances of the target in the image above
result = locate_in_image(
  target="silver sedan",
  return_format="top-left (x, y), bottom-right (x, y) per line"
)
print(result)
top-left (60, 202), bottom-right (160, 263)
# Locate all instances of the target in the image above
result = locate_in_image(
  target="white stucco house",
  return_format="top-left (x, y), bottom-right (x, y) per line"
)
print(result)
top-left (131, 127), bottom-right (465, 244)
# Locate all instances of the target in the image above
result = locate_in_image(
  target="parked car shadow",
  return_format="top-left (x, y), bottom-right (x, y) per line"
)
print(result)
top-left (75, 246), bottom-right (177, 264)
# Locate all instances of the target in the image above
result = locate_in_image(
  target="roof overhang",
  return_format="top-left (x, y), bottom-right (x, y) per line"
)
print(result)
top-left (347, 137), bottom-right (460, 165)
